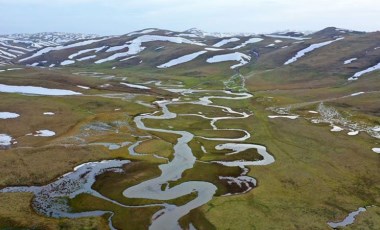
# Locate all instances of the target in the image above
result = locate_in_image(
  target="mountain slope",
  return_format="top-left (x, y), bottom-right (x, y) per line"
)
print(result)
top-left (0, 32), bottom-right (99, 64)
top-left (1, 27), bottom-right (379, 83)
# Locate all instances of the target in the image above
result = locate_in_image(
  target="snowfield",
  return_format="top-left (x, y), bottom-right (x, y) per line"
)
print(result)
top-left (212, 38), bottom-right (240, 47)
top-left (284, 37), bottom-right (344, 65)
top-left (157, 51), bottom-right (207, 68)
top-left (206, 52), bottom-right (251, 69)
top-left (348, 62), bottom-right (380, 81)
top-left (0, 84), bottom-right (81, 96)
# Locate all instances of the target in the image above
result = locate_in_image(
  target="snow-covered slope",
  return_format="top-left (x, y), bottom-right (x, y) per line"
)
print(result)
top-left (17, 33), bottom-right (210, 66)
top-left (0, 32), bottom-right (100, 63)
top-left (4, 27), bottom-right (377, 81)
top-left (1, 32), bottom-right (99, 47)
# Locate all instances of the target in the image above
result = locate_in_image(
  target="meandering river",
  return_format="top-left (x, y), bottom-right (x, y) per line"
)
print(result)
top-left (0, 87), bottom-right (275, 229)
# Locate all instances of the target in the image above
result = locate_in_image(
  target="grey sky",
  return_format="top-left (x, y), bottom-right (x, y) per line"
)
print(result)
top-left (0, 0), bottom-right (379, 35)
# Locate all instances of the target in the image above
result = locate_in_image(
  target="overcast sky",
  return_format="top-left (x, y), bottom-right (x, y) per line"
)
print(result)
top-left (1, 0), bottom-right (379, 35)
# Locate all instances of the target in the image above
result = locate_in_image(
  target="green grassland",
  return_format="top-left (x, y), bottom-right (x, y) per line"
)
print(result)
top-left (200, 98), bottom-right (379, 229)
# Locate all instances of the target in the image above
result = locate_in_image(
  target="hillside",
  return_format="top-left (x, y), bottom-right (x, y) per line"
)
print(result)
top-left (0, 27), bottom-right (375, 81)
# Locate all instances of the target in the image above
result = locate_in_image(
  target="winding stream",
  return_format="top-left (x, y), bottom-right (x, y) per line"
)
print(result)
top-left (0, 87), bottom-right (275, 230)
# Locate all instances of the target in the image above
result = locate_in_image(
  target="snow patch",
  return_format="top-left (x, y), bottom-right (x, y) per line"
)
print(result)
top-left (331, 126), bottom-right (343, 132)
top-left (77, 85), bottom-right (90, 90)
top-left (176, 33), bottom-right (199, 38)
top-left (120, 82), bottom-right (150, 90)
top-left (60, 60), bottom-right (75, 66)
top-left (34, 130), bottom-right (56, 137)
top-left (212, 38), bottom-right (240, 47)
top-left (205, 48), bottom-right (224, 51)
top-left (348, 62), bottom-right (380, 81)
top-left (77, 55), bottom-right (96, 61)
top-left (0, 134), bottom-right (13, 146)
top-left (344, 58), bottom-right (357, 65)
top-left (347, 130), bottom-right (359, 136)
top-left (120, 56), bottom-right (138, 62)
top-left (157, 51), bottom-right (207, 68)
top-left (350, 92), bottom-right (364, 96)
top-left (372, 127), bottom-right (380, 132)
top-left (206, 52), bottom-right (251, 69)
top-left (127, 29), bottom-right (157, 36)
top-left (0, 84), bottom-right (81, 96)
top-left (0, 112), bottom-right (20, 119)
top-left (266, 34), bottom-right (311, 40)
top-left (284, 37), bottom-right (344, 65)
top-left (232, 38), bottom-right (263, 50)
top-left (372, 148), bottom-right (380, 153)
top-left (68, 47), bottom-right (106, 59)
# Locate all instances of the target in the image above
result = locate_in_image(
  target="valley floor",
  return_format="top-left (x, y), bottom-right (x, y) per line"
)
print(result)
top-left (0, 66), bottom-right (379, 230)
